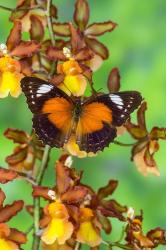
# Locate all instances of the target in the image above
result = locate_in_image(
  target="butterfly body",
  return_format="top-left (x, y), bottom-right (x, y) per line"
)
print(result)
top-left (21, 77), bottom-right (142, 153)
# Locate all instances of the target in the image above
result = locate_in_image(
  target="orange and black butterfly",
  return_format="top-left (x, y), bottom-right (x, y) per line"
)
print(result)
top-left (21, 77), bottom-right (142, 153)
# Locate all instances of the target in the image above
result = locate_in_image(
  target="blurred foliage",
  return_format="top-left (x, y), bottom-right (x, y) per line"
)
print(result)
top-left (0, 0), bottom-right (166, 249)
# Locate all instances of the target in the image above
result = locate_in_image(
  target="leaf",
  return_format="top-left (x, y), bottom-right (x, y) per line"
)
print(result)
top-left (107, 67), bottom-right (120, 93)
top-left (6, 20), bottom-right (22, 51)
top-left (30, 15), bottom-right (44, 42)
top-left (0, 189), bottom-right (6, 208)
top-left (61, 186), bottom-right (88, 204)
top-left (74, 0), bottom-right (89, 31)
top-left (85, 21), bottom-right (117, 36)
top-left (97, 180), bottom-right (118, 200)
top-left (4, 128), bottom-right (29, 144)
top-left (8, 228), bottom-right (27, 244)
top-left (0, 168), bottom-right (18, 184)
top-left (85, 37), bottom-right (109, 59)
top-left (53, 22), bottom-right (70, 37)
top-left (0, 200), bottom-right (24, 223)
top-left (10, 41), bottom-right (40, 57)
top-left (47, 46), bottom-right (66, 61)
top-left (32, 186), bottom-right (52, 200)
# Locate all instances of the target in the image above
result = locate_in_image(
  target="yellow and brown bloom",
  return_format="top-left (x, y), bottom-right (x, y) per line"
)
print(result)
top-left (76, 207), bottom-right (102, 247)
top-left (125, 211), bottom-right (166, 249)
top-left (41, 201), bottom-right (74, 245)
top-left (0, 55), bottom-right (23, 98)
top-left (4, 128), bottom-right (44, 172)
top-left (0, 189), bottom-right (26, 250)
top-left (126, 102), bottom-right (166, 176)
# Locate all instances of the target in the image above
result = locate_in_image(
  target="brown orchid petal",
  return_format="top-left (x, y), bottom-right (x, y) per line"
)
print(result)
top-left (47, 46), bottom-right (66, 61)
top-left (51, 4), bottom-right (58, 19)
top-left (97, 213), bottom-right (112, 234)
top-left (74, 47), bottom-right (93, 61)
top-left (4, 128), bottom-right (29, 144)
top-left (131, 140), bottom-right (148, 160)
top-left (10, 9), bottom-right (28, 22)
top-left (30, 15), bottom-right (44, 42)
top-left (137, 102), bottom-right (147, 130)
top-left (97, 180), bottom-right (118, 200)
top-left (0, 189), bottom-right (6, 208)
top-left (9, 228), bottom-right (27, 244)
top-left (25, 205), bottom-right (34, 216)
top-left (91, 247), bottom-right (100, 250)
top-left (32, 186), bottom-right (52, 200)
top-left (125, 120), bottom-right (147, 140)
top-left (100, 199), bottom-right (127, 220)
top-left (147, 227), bottom-right (166, 246)
top-left (74, 0), bottom-right (89, 31)
top-left (107, 67), bottom-right (120, 93)
top-left (53, 22), bottom-right (70, 37)
top-left (0, 200), bottom-right (24, 223)
top-left (69, 23), bottom-right (84, 53)
top-left (0, 168), bottom-right (18, 184)
top-left (133, 147), bottom-right (160, 176)
top-left (133, 232), bottom-right (154, 248)
top-left (61, 186), bottom-right (88, 204)
top-left (10, 41), bottom-right (40, 57)
top-left (150, 127), bottom-right (166, 140)
top-left (50, 74), bottom-right (64, 86)
top-left (39, 215), bottom-right (51, 229)
top-left (6, 20), bottom-right (22, 51)
top-left (56, 161), bottom-right (71, 194)
top-left (85, 37), bottom-right (109, 59)
top-left (19, 59), bottom-right (32, 76)
top-left (85, 21), bottom-right (117, 36)
top-left (6, 146), bottom-right (27, 166)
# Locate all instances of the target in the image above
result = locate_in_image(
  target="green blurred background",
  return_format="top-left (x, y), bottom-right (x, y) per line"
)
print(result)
top-left (0, 0), bottom-right (166, 249)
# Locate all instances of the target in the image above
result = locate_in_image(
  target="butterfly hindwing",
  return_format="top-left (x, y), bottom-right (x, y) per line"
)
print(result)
top-left (21, 77), bottom-right (74, 147)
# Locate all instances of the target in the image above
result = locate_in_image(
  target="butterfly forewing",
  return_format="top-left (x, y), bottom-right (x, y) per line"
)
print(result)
top-left (75, 91), bottom-right (142, 152)
top-left (21, 77), bottom-right (74, 147)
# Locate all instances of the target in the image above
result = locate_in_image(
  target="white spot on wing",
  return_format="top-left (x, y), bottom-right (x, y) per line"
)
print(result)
top-left (110, 94), bottom-right (124, 106)
top-left (36, 84), bottom-right (53, 98)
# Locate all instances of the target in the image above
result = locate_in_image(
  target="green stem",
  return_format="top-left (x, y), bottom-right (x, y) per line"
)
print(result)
top-left (32, 145), bottom-right (51, 250)
top-left (0, 5), bottom-right (43, 12)
top-left (74, 242), bottom-right (81, 250)
top-left (113, 140), bottom-right (136, 147)
top-left (46, 0), bottom-right (55, 46)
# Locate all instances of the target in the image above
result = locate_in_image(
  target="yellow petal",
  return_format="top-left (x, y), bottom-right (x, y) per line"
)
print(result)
top-left (0, 238), bottom-right (19, 250)
top-left (47, 201), bottom-right (69, 220)
top-left (0, 71), bottom-right (22, 98)
top-left (59, 74), bottom-right (87, 97)
top-left (76, 221), bottom-right (102, 247)
top-left (41, 218), bottom-right (73, 245)
top-left (61, 60), bottom-right (82, 75)
top-left (42, 240), bottom-right (73, 250)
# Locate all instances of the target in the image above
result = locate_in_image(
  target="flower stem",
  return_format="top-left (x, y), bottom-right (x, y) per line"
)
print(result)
top-left (113, 140), bottom-right (136, 147)
top-left (0, 5), bottom-right (43, 12)
top-left (74, 242), bottom-right (81, 250)
top-left (32, 145), bottom-right (51, 250)
top-left (46, 0), bottom-right (55, 46)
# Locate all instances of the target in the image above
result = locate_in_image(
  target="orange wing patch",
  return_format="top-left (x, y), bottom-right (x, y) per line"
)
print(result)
top-left (77, 102), bottom-right (112, 135)
top-left (42, 97), bottom-right (74, 132)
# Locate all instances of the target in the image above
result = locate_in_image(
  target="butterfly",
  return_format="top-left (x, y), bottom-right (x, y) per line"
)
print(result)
top-left (21, 77), bottom-right (142, 153)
